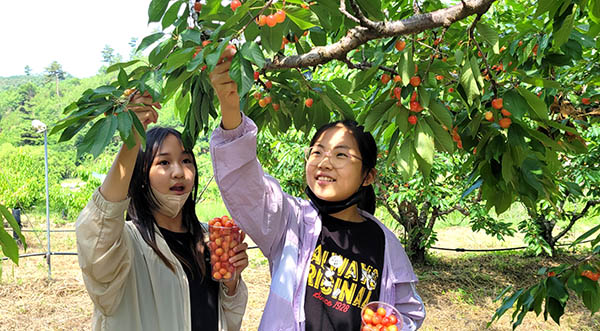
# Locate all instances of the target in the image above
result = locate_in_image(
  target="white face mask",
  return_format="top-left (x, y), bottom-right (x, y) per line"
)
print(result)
top-left (151, 186), bottom-right (190, 218)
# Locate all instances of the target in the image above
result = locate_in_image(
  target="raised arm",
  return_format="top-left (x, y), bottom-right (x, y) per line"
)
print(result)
top-left (208, 50), bottom-right (302, 259)
top-left (209, 47), bottom-right (241, 130)
top-left (76, 91), bottom-right (159, 314)
top-left (100, 92), bottom-right (159, 201)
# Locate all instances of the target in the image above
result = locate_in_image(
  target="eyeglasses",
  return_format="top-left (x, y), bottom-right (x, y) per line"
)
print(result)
top-left (304, 146), bottom-right (362, 169)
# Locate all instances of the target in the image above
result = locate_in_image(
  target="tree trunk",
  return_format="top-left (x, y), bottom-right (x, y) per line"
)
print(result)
top-left (55, 75), bottom-right (60, 96)
top-left (534, 215), bottom-right (556, 255)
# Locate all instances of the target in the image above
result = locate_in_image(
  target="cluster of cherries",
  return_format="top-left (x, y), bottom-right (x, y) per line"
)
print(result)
top-left (361, 305), bottom-right (401, 331)
top-left (207, 216), bottom-right (241, 281)
top-left (484, 98), bottom-right (512, 129)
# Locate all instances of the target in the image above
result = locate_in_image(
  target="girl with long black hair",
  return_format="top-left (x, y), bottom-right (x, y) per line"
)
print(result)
top-left (76, 92), bottom-right (248, 331)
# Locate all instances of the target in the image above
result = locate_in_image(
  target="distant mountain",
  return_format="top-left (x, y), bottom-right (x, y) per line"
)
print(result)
top-left (0, 75), bottom-right (45, 92)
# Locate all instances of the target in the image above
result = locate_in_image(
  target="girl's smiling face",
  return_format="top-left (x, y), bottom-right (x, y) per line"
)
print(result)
top-left (305, 124), bottom-right (374, 202)
top-left (148, 134), bottom-right (196, 196)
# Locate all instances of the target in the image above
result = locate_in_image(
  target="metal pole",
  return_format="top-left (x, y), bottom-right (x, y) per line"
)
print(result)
top-left (44, 129), bottom-right (51, 280)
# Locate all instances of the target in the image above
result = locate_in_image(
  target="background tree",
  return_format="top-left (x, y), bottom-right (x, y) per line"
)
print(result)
top-left (44, 61), bottom-right (65, 96)
top-left (24, 65), bottom-right (32, 76)
top-left (128, 37), bottom-right (140, 59)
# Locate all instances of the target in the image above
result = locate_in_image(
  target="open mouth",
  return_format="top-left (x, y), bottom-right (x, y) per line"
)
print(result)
top-left (170, 184), bottom-right (186, 193)
top-left (315, 175), bottom-right (336, 183)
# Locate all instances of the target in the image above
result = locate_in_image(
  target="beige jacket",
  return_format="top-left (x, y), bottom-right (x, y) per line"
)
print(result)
top-left (76, 190), bottom-right (247, 331)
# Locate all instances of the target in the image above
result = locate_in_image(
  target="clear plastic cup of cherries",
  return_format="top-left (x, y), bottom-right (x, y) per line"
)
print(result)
top-left (361, 301), bottom-right (402, 331)
top-left (207, 215), bottom-right (241, 282)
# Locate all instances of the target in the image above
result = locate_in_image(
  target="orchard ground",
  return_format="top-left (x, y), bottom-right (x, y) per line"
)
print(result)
top-left (1, 202), bottom-right (599, 331)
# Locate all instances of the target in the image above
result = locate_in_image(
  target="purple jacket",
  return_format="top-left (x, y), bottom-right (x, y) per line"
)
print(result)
top-left (210, 115), bottom-right (425, 330)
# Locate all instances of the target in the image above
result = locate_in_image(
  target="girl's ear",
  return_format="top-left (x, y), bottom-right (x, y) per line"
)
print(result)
top-left (362, 168), bottom-right (377, 186)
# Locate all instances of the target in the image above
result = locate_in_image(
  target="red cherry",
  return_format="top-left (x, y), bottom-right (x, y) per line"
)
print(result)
top-left (274, 10), bottom-right (286, 23)
top-left (381, 74), bottom-right (391, 84)
top-left (266, 15), bottom-right (277, 27)
top-left (408, 115), bottom-right (417, 125)
top-left (230, 0), bottom-right (242, 11)
top-left (395, 40), bottom-right (406, 51)
top-left (491, 98), bottom-right (503, 110)
top-left (410, 76), bottom-right (421, 87)
top-left (305, 98), bottom-right (314, 108)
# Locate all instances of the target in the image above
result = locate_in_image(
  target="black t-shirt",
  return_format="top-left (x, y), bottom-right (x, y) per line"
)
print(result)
top-left (304, 214), bottom-right (386, 331)
top-left (159, 227), bottom-right (219, 331)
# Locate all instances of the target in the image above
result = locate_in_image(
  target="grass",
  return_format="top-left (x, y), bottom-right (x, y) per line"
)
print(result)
top-left (2, 195), bottom-right (599, 330)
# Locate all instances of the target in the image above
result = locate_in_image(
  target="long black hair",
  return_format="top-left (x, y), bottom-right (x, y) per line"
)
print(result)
top-left (127, 127), bottom-right (206, 277)
top-left (309, 120), bottom-right (378, 214)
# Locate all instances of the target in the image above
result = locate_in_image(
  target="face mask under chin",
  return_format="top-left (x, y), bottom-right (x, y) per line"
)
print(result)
top-left (150, 186), bottom-right (191, 218)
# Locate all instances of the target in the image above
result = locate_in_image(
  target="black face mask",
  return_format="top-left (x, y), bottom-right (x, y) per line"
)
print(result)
top-left (305, 186), bottom-right (366, 215)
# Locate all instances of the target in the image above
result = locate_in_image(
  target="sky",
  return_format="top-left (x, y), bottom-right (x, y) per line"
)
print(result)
top-left (0, 0), bottom-right (161, 78)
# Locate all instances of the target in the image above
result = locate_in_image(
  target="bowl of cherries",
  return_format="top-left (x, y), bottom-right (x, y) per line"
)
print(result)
top-left (361, 301), bottom-right (402, 331)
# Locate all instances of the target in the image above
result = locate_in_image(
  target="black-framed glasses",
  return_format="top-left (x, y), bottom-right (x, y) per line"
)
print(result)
top-left (304, 146), bottom-right (362, 169)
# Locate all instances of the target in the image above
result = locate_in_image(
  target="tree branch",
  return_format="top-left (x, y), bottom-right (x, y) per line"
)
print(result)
top-left (554, 199), bottom-right (600, 243)
top-left (348, 0), bottom-right (382, 31)
top-left (341, 58), bottom-right (399, 75)
top-left (339, 0), bottom-right (360, 24)
top-left (469, 13), bottom-right (498, 96)
top-left (264, 0), bottom-right (498, 70)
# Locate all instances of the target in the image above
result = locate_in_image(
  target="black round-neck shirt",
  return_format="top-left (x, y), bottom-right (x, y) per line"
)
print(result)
top-left (304, 214), bottom-right (386, 330)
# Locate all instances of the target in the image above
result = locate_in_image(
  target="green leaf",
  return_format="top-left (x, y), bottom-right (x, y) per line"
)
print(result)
top-left (554, 12), bottom-right (575, 47)
top-left (174, 88), bottom-right (191, 123)
top-left (546, 297), bottom-right (565, 325)
top-left (240, 42), bottom-right (266, 68)
top-left (415, 120), bottom-right (435, 173)
top-left (77, 116), bottom-right (116, 158)
top-left (0, 205), bottom-right (26, 251)
top-left (130, 110), bottom-right (147, 149)
top-left (501, 151), bottom-right (514, 183)
top-left (148, 0), bottom-right (170, 23)
top-left (426, 117), bottom-right (454, 153)
top-left (503, 89), bottom-right (529, 119)
top-left (477, 23), bottom-right (500, 54)
top-left (399, 50), bottom-right (415, 87)
top-left (286, 7), bottom-right (320, 30)
top-left (571, 223), bottom-right (600, 246)
top-left (118, 68), bottom-right (129, 88)
top-left (428, 100), bottom-right (453, 129)
top-left (149, 38), bottom-right (176, 66)
top-left (547, 276), bottom-right (569, 304)
top-left (165, 47), bottom-right (195, 73)
top-left (116, 111), bottom-right (133, 141)
top-left (137, 32), bottom-right (165, 53)
top-left (323, 87), bottom-right (355, 120)
top-left (535, 0), bottom-right (562, 16)
top-left (517, 87), bottom-right (549, 120)
top-left (397, 140), bottom-right (418, 180)
top-left (309, 29), bottom-right (327, 46)
top-left (260, 19), bottom-right (286, 53)
top-left (106, 59), bottom-right (141, 74)
top-left (0, 224), bottom-right (19, 264)
top-left (162, 1), bottom-right (183, 29)
top-left (459, 56), bottom-right (479, 105)
top-left (181, 28), bottom-right (202, 44)
top-left (352, 64), bottom-right (379, 92)
top-left (355, 0), bottom-right (384, 20)
top-left (229, 54), bottom-right (254, 98)
top-left (363, 99), bottom-right (395, 132)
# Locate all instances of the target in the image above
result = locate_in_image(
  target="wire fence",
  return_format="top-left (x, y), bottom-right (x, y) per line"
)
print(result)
top-left (3, 227), bottom-right (595, 264)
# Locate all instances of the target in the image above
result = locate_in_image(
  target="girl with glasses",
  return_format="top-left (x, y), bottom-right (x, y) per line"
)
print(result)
top-left (209, 48), bottom-right (425, 330)
top-left (76, 91), bottom-right (249, 331)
